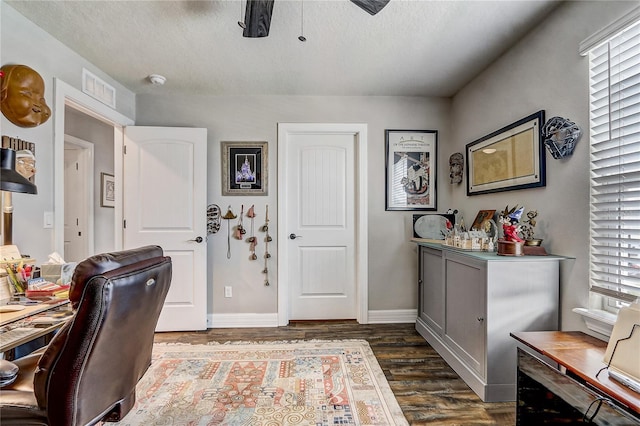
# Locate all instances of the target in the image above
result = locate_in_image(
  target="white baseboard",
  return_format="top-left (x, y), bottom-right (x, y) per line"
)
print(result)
top-left (208, 313), bottom-right (279, 328)
top-left (207, 309), bottom-right (417, 328)
top-left (367, 309), bottom-right (417, 324)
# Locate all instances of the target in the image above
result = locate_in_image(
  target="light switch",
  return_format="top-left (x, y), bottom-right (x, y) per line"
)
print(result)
top-left (44, 211), bottom-right (54, 228)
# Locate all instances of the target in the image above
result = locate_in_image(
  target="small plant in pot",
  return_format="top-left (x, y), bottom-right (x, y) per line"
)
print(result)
top-left (520, 210), bottom-right (542, 246)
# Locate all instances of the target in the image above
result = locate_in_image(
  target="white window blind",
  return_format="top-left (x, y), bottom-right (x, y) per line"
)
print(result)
top-left (589, 19), bottom-right (640, 309)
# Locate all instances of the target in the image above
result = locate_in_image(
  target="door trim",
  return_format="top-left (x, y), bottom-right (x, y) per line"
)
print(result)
top-left (277, 123), bottom-right (368, 326)
top-left (53, 78), bottom-right (134, 255)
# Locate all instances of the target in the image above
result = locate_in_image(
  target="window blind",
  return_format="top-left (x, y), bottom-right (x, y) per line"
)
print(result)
top-left (589, 19), bottom-right (640, 308)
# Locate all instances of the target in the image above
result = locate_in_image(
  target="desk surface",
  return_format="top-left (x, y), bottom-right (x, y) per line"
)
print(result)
top-left (0, 298), bottom-right (71, 354)
top-left (511, 331), bottom-right (640, 415)
top-left (0, 298), bottom-right (69, 327)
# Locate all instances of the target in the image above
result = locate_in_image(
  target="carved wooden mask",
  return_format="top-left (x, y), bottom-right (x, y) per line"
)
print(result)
top-left (1, 64), bottom-right (51, 127)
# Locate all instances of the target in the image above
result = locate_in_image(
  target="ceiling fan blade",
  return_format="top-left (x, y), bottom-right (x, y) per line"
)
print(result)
top-left (243, 0), bottom-right (275, 38)
top-left (350, 0), bottom-right (391, 16)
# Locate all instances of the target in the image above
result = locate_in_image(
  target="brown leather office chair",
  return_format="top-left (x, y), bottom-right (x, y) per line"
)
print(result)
top-left (0, 245), bottom-right (172, 425)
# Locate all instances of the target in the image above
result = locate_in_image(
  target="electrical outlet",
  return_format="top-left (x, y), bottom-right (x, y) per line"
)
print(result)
top-left (224, 286), bottom-right (232, 298)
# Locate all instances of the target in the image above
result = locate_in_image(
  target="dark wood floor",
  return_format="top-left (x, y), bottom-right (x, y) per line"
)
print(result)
top-left (154, 321), bottom-right (515, 425)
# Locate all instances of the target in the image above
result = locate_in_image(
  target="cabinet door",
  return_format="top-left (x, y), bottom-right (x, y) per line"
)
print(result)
top-left (418, 246), bottom-right (444, 334)
top-left (444, 253), bottom-right (486, 377)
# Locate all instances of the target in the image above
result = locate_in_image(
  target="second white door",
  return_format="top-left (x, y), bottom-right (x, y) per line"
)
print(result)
top-left (278, 123), bottom-right (367, 322)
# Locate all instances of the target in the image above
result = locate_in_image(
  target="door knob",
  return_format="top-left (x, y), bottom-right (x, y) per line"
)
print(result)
top-left (289, 233), bottom-right (302, 240)
top-left (188, 236), bottom-right (204, 243)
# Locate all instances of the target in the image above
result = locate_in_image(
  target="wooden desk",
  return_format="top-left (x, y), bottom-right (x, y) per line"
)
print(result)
top-left (0, 298), bottom-right (71, 355)
top-left (511, 331), bottom-right (639, 425)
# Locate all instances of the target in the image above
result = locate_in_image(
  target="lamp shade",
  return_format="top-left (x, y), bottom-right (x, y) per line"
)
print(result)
top-left (1, 148), bottom-right (37, 194)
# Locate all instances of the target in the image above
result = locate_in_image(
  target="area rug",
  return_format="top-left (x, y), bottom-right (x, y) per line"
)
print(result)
top-left (114, 340), bottom-right (408, 426)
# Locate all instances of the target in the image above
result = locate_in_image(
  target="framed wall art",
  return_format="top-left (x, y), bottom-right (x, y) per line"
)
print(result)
top-left (385, 129), bottom-right (438, 211)
top-left (466, 111), bottom-right (545, 196)
top-left (222, 141), bottom-right (268, 196)
top-left (100, 172), bottom-right (115, 208)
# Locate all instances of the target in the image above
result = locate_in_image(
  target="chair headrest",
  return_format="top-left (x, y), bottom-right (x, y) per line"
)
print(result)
top-left (69, 246), bottom-right (163, 308)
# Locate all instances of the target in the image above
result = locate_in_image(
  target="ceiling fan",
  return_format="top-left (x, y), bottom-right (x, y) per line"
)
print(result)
top-left (241, 0), bottom-right (391, 38)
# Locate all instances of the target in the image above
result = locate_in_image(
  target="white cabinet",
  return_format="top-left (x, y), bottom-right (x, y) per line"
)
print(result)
top-left (415, 242), bottom-right (562, 402)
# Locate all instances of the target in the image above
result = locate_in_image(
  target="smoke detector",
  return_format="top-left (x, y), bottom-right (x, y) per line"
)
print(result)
top-left (147, 74), bottom-right (166, 85)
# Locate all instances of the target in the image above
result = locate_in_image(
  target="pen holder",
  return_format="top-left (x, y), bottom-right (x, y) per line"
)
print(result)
top-left (4, 268), bottom-right (26, 294)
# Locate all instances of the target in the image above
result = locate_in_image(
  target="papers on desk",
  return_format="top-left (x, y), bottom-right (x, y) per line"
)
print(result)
top-left (0, 305), bottom-right (25, 313)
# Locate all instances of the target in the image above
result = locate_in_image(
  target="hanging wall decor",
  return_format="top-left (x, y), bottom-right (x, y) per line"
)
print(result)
top-left (100, 173), bottom-right (115, 208)
top-left (207, 204), bottom-right (221, 235)
top-left (235, 204), bottom-right (246, 240)
top-left (541, 116), bottom-right (582, 159)
top-left (221, 141), bottom-right (268, 196)
top-left (449, 152), bottom-right (464, 184)
top-left (385, 129), bottom-right (438, 211)
top-left (1, 64), bottom-right (51, 127)
top-left (261, 205), bottom-right (271, 286)
top-left (466, 111), bottom-right (546, 196)
top-left (247, 205), bottom-right (258, 260)
top-left (223, 206), bottom-right (237, 259)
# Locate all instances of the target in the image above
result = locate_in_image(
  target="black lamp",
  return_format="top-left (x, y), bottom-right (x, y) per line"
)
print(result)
top-left (1, 148), bottom-right (37, 245)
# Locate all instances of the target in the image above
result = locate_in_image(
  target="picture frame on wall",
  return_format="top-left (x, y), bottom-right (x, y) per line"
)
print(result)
top-left (466, 111), bottom-right (546, 196)
top-left (100, 172), bottom-right (115, 208)
top-left (385, 129), bottom-right (438, 211)
top-left (221, 141), bottom-right (268, 196)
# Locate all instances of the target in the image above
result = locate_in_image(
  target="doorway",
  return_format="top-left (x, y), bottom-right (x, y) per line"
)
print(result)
top-left (53, 78), bottom-right (134, 257)
top-left (63, 135), bottom-right (93, 262)
top-left (277, 123), bottom-right (368, 325)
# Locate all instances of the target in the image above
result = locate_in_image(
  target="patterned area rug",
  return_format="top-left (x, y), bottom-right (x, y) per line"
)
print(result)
top-left (115, 340), bottom-right (408, 426)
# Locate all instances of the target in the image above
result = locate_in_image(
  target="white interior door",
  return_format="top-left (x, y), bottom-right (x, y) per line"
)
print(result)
top-left (278, 123), bottom-right (368, 323)
top-left (123, 126), bottom-right (207, 331)
top-left (63, 142), bottom-right (91, 262)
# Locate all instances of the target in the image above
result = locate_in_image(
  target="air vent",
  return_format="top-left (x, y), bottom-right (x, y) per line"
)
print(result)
top-left (82, 68), bottom-right (116, 108)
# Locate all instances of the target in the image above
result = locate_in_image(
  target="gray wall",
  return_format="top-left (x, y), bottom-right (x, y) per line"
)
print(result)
top-left (1, 1), bottom-right (135, 263)
top-left (135, 95), bottom-right (451, 315)
top-left (449, 0), bottom-right (638, 332)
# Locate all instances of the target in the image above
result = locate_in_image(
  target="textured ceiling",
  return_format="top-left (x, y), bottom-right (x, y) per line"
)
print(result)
top-left (6, 0), bottom-right (560, 97)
